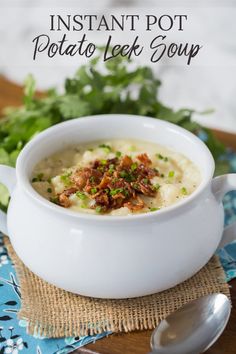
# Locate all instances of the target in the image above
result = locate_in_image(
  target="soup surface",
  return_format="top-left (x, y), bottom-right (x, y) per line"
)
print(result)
top-left (32, 139), bottom-right (201, 215)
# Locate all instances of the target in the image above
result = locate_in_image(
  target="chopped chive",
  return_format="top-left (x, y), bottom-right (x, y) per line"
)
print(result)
top-left (76, 191), bottom-right (87, 200)
top-left (131, 162), bottom-right (138, 171)
top-left (156, 153), bottom-right (163, 160)
top-left (120, 170), bottom-right (127, 178)
top-left (181, 187), bottom-right (188, 195)
top-left (47, 188), bottom-right (52, 193)
top-left (90, 176), bottom-right (95, 183)
top-left (168, 171), bottom-right (175, 178)
top-left (95, 206), bottom-right (102, 213)
top-left (153, 183), bottom-right (160, 191)
top-left (156, 153), bottom-right (168, 161)
top-left (37, 173), bottom-right (44, 180)
top-left (99, 144), bottom-right (111, 153)
top-left (60, 172), bottom-right (72, 186)
top-left (149, 207), bottom-right (160, 212)
top-left (143, 178), bottom-right (148, 185)
top-left (91, 188), bottom-right (97, 194)
top-left (32, 173), bottom-right (45, 182)
top-left (108, 164), bottom-right (115, 174)
top-left (110, 188), bottom-right (124, 196)
top-left (116, 151), bottom-right (122, 158)
top-left (50, 197), bottom-right (59, 205)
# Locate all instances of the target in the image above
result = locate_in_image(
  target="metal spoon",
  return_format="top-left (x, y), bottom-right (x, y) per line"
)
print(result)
top-left (149, 293), bottom-right (231, 354)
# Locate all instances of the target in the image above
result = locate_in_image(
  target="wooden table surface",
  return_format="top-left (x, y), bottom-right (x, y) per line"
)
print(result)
top-left (0, 76), bottom-right (236, 354)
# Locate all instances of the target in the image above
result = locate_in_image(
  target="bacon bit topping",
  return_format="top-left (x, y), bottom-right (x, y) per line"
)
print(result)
top-left (58, 187), bottom-right (77, 208)
top-left (124, 196), bottom-right (145, 211)
top-left (57, 153), bottom-right (160, 213)
top-left (137, 153), bottom-right (152, 166)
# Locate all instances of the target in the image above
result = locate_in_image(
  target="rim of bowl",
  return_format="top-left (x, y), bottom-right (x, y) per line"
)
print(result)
top-left (16, 114), bottom-right (215, 222)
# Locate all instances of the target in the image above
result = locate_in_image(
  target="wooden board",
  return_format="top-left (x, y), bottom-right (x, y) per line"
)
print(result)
top-left (0, 77), bottom-right (236, 354)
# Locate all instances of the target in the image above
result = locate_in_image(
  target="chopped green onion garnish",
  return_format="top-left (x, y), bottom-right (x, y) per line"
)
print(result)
top-left (90, 176), bottom-right (95, 183)
top-left (153, 183), bottom-right (160, 191)
top-left (143, 178), bottom-right (148, 185)
top-left (108, 164), bottom-right (115, 174)
top-left (99, 144), bottom-right (111, 153)
top-left (181, 187), bottom-right (188, 195)
top-left (156, 154), bottom-right (168, 162)
top-left (91, 188), bottom-right (97, 194)
top-left (95, 206), bottom-right (102, 213)
top-left (99, 144), bottom-right (111, 150)
top-left (131, 163), bottom-right (138, 171)
top-left (60, 172), bottom-right (72, 186)
top-left (168, 171), bottom-right (175, 178)
top-left (32, 173), bottom-right (45, 183)
top-left (37, 173), bottom-right (44, 180)
top-left (116, 151), bottom-right (122, 158)
top-left (76, 191), bottom-right (87, 200)
top-left (50, 197), bottom-right (59, 205)
top-left (120, 170), bottom-right (127, 178)
top-left (101, 159), bottom-right (107, 165)
top-left (149, 207), bottom-right (160, 212)
top-left (110, 188), bottom-right (124, 196)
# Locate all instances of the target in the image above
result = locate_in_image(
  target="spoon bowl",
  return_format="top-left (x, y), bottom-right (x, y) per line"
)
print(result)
top-left (150, 293), bottom-right (231, 354)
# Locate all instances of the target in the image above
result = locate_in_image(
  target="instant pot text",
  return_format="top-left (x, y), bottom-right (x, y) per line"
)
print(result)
top-left (32, 14), bottom-right (202, 65)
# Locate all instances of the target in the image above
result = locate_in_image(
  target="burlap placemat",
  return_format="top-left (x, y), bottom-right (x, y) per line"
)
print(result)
top-left (5, 237), bottom-right (230, 338)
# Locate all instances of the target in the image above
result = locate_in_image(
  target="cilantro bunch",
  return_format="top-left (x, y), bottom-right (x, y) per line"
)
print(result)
top-left (0, 55), bottom-right (228, 211)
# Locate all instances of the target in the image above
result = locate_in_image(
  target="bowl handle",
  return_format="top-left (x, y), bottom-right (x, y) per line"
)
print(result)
top-left (212, 174), bottom-right (236, 250)
top-left (0, 165), bottom-right (16, 235)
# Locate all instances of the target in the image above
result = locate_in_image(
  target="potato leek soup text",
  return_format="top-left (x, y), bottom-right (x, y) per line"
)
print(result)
top-left (32, 140), bottom-right (201, 215)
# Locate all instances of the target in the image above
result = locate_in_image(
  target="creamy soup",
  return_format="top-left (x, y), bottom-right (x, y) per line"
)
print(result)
top-left (32, 140), bottom-right (201, 215)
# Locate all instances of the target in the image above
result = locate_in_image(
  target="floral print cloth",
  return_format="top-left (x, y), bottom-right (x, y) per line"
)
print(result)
top-left (0, 151), bottom-right (236, 354)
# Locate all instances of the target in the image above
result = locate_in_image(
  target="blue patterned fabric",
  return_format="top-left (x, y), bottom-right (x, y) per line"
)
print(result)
top-left (0, 241), bottom-right (111, 353)
top-left (0, 151), bottom-right (236, 354)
